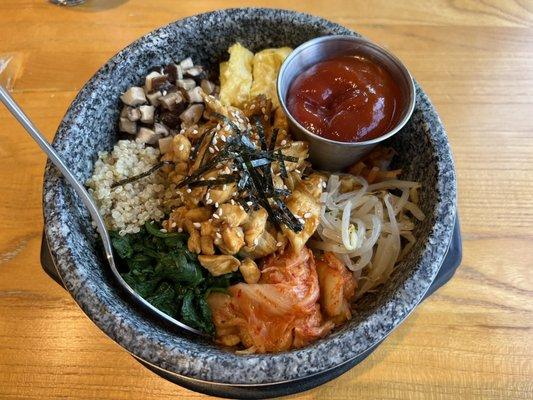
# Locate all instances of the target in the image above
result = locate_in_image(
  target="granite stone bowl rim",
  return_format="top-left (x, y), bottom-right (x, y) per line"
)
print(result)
top-left (42, 7), bottom-right (457, 385)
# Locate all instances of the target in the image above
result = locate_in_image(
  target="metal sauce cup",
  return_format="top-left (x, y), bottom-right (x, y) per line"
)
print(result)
top-left (277, 35), bottom-right (416, 171)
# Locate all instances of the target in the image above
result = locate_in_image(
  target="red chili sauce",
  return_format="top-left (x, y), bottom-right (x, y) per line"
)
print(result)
top-left (286, 55), bottom-right (403, 142)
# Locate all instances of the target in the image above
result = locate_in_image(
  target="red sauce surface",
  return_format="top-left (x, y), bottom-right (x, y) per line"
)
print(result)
top-left (286, 55), bottom-right (403, 142)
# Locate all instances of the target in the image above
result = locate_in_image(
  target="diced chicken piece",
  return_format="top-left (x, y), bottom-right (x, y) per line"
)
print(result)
top-left (158, 137), bottom-right (173, 154)
top-left (119, 117), bottom-right (137, 134)
top-left (200, 79), bottom-right (216, 95)
top-left (239, 230), bottom-right (278, 259)
top-left (218, 204), bottom-right (248, 227)
top-left (180, 104), bottom-right (204, 125)
top-left (187, 86), bottom-right (204, 103)
top-left (220, 225), bottom-right (245, 255)
top-left (136, 127), bottom-right (159, 144)
top-left (179, 57), bottom-right (194, 70)
top-left (171, 135), bottom-right (191, 161)
top-left (184, 207), bottom-right (212, 222)
top-left (242, 207), bottom-right (268, 247)
top-left (282, 174), bottom-right (324, 253)
top-left (201, 235), bottom-right (215, 255)
top-left (198, 255), bottom-right (240, 276)
top-left (239, 258), bottom-right (260, 284)
top-left (120, 87), bottom-right (147, 106)
top-left (277, 141), bottom-right (309, 172)
top-left (209, 183), bottom-right (236, 205)
top-left (176, 79), bottom-right (196, 91)
top-left (139, 105), bottom-right (155, 124)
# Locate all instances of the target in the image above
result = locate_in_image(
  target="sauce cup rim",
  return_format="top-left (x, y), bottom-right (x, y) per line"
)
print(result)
top-left (277, 35), bottom-right (416, 147)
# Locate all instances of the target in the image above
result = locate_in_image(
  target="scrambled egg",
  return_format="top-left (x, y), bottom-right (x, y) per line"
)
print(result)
top-left (219, 43), bottom-right (254, 107)
top-left (220, 44), bottom-right (292, 108)
top-left (250, 47), bottom-right (292, 109)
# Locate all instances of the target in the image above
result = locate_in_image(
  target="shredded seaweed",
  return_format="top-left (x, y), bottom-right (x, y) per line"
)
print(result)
top-left (111, 161), bottom-right (174, 189)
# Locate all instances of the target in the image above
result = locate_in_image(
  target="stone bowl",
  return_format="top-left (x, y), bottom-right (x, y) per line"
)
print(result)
top-left (42, 7), bottom-right (457, 398)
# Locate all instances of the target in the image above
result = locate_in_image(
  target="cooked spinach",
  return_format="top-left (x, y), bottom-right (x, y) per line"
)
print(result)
top-left (110, 222), bottom-right (242, 335)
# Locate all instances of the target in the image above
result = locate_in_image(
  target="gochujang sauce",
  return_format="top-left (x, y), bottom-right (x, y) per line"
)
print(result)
top-left (286, 55), bottom-right (402, 142)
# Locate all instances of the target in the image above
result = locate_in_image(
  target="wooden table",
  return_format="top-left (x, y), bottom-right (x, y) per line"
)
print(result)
top-left (1, 1), bottom-right (532, 399)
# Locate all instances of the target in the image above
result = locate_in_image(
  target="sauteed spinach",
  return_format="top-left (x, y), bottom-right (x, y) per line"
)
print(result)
top-left (110, 221), bottom-right (242, 335)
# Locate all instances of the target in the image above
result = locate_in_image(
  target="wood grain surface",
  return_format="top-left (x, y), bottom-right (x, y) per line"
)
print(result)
top-left (1, 1), bottom-right (532, 399)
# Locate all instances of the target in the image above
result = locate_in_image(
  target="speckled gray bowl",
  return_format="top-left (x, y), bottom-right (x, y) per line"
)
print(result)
top-left (42, 7), bottom-right (457, 394)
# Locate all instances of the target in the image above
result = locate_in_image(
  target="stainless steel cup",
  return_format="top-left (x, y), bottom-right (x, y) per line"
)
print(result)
top-left (277, 35), bottom-right (416, 171)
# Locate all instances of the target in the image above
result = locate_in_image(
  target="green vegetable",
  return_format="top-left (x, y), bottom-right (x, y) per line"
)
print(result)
top-left (110, 221), bottom-right (242, 335)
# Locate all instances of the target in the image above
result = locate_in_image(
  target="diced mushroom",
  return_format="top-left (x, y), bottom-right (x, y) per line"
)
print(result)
top-left (145, 71), bottom-right (163, 93)
top-left (159, 111), bottom-right (181, 129)
top-left (179, 57), bottom-right (194, 70)
top-left (154, 122), bottom-right (169, 137)
top-left (175, 64), bottom-right (184, 80)
top-left (158, 136), bottom-right (173, 154)
top-left (163, 64), bottom-right (178, 82)
top-left (119, 118), bottom-right (137, 134)
top-left (179, 104), bottom-right (204, 125)
top-left (184, 66), bottom-right (205, 81)
top-left (146, 90), bottom-right (162, 106)
top-left (139, 105), bottom-right (155, 124)
top-left (176, 79), bottom-right (196, 91)
top-left (126, 107), bottom-right (141, 122)
top-left (159, 91), bottom-right (185, 112)
top-left (136, 127), bottom-right (160, 144)
top-left (120, 87), bottom-right (147, 106)
top-left (187, 86), bottom-right (204, 103)
top-left (200, 79), bottom-right (216, 95)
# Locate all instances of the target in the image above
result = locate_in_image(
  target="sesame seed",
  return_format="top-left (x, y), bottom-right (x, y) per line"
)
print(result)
top-left (178, 144), bottom-right (184, 151)
top-left (246, 201), bottom-right (253, 206)
top-left (206, 192), bottom-right (210, 200)
top-left (220, 135), bottom-right (227, 142)
top-left (276, 242), bottom-right (283, 247)
top-left (281, 140), bottom-right (287, 146)
top-left (160, 228), bottom-right (167, 233)
top-left (304, 212), bottom-right (312, 219)
top-left (216, 232), bottom-right (222, 239)
top-left (322, 182), bottom-right (327, 188)
top-left (186, 188), bottom-right (192, 193)
top-left (261, 107), bottom-right (266, 113)
top-left (213, 213), bottom-right (220, 219)
top-left (192, 129), bottom-right (198, 134)
top-left (208, 147), bottom-right (215, 154)
top-left (193, 222), bottom-right (201, 228)
top-left (239, 205), bottom-right (245, 211)
top-left (295, 169), bottom-right (301, 174)
top-left (254, 238), bottom-right (259, 246)
top-left (250, 104), bottom-right (256, 109)
top-left (298, 218), bottom-right (305, 224)
top-left (218, 208), bottom-right (223, 215)
top-left (171, 222), bottom-right (177, 227)
top-left (206, 198), bottom-right (213, 204)
top-left (214, 202), bottom-right (219, 208)
top-left (214, 145), bottom-right (220, 152)
top-left (178, 227), bottom-right (183, 232)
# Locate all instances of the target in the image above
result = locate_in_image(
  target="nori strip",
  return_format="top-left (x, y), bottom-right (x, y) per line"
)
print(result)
top-left (111, 161), bottom-right (174, 189)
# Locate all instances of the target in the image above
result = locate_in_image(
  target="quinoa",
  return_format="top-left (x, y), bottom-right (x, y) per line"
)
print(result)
top-left (86, 140), bottom-right (176, 235)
